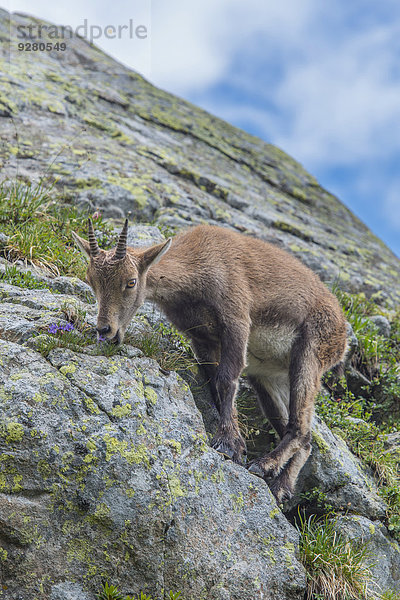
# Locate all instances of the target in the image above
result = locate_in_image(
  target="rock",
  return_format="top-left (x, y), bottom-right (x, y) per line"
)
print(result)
top-left (370, 315), bottom-right (391, 338)
top-left (1, 9), bottom-right (399, 306)
top-left (48, 276), bottom-right (95, 301)
top-left (345, 322), bottom-right (359, 366)
top-left (335, 515), bottom-right (400, 595)
top-left (345, 366), bottom-right (371, 397)
top-left (125, 224), bottom-right (166, 248)
top-left (288, 417), bottom-right (386, 519)
top-left (0, 255), bottom-right (398, 599)
top-left (383, 431), bottom-right (400, 450)
top-left (50, 582), bottom-right (93, 600)
top-left (0, 260), bottom-right (95, 302)
top-left (0, 337), bottom-right (305, 599)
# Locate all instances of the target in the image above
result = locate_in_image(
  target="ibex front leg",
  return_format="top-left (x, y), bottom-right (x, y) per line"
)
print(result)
top-left (210, 322), bottom-right (248, 465)
top-left (190, 335), bottom-right (221, 412)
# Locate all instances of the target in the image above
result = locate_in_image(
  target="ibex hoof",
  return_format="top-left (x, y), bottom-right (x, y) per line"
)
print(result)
top-left (248, 462), bottom-right (266, 479)
top-left (213, 442), bottom-right (235, 460)
top-left (269, 480), bottom-right (293, 503)
top-left (212, 439), bottom-right (245, 465)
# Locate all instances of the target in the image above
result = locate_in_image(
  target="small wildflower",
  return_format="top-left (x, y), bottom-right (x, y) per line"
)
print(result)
top-left (62, 322), bottom-right (74, 333)
top-left (48, 323), bottom-right (59, 335)
top-left (92, 211), bottom-right (101, 220)
top-left (97, 335), bottom-right (106, 343)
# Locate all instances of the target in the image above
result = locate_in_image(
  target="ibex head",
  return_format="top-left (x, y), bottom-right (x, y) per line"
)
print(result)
top-left (72, 219), bottom-right (171, 343)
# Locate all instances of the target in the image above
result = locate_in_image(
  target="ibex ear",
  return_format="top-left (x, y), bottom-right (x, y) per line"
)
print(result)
top-left (72, 231), bottom-right (91, 259)
top-left (139, 238), bottom-right (171, 273)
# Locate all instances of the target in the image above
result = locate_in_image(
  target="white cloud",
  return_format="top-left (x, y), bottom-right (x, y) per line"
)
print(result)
top-left (272, 22), bottom-right (400, 167)
top-left (150, 0), bottom-right (315, 92)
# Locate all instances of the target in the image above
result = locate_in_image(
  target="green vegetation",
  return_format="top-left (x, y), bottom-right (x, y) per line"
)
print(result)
top-left (127, 321), bottom-right (196, 374)
top-left (0, 264), bottom-right (52, 290)
top-left (97, 582), bottom-right (181, 600)
top-left (0, 179), bottom-right (115, 278)
top-left (299, 290), bottom-right (400, 599)
top-left (297, 512), bottom-right (379, 600)
top-left (316, 290), bottom-right (400, 540)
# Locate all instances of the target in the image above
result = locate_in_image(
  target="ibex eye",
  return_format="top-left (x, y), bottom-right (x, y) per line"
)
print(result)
top-left (127, 279), bottom-right (137, 288)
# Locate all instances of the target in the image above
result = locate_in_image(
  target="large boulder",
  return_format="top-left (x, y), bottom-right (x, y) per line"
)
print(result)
top-left (335, 515), bottom-right (400, 595)
top-left (288, 416), bottom-right (386, 519)
top-left (0, 279), bottom-right (306, 599)
top-left (0, 239), bottom-right (395, 599)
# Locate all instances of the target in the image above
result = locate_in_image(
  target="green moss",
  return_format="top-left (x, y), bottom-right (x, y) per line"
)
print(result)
top-left (144, 386), bottom-right (158, 406)
top-left (168, 473), bottom-right (186, 501)
top-left (60, 363), bottom-right (77, 376)
top-left (0, 547), bottom-right (8, 561)
top-left (312, 430), bottom-right (330, 454)
top-left (107, 175), bottom-right (148, 208)
top-left (33, 392), bottom-right (49, 403)
top-left (1, 421), bottom-right (24, 444)
top-left (93, 502), bottom-right (111, 523)
top-left (230, 492), bottom-right (245, 513)
top-left (103, 434), bottom-right (150, 466)
top-left (164, 439), bottom-right (182, 454)
top-left (111, 403), bottom-right (132, 418)
top-left (210, 468), bottom-right (225, 484)
top-left (273, 220), bottom-right (313, 242)
top-left (73, 177), bottom-right (102, 190)
top-left (12, 474), bottom-right (23, 492)
top-left (83, 395), bottom-right (100, 415)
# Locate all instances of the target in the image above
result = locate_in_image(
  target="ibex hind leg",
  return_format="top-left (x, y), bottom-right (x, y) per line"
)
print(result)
top-left (249, 334), bottom-right (320, 497)
top-left (269, 441), bottom-right (312, 503)
top-left (247, 371), bottom-right (291, 478)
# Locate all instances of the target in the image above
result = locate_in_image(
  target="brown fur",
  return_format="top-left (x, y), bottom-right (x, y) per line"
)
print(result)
top-left (73, 223), bottom-right (347, 502)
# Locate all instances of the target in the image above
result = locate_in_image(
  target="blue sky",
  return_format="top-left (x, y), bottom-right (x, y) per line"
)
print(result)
top-left (6, 0), bottom-right (400, 258)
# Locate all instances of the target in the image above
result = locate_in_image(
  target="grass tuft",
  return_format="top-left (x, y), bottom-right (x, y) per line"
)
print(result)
top-left (127, 322), bottom-right (196, 374)
top-left (0, 179), bottom-right (115, 278)
top-left (297, 512), bottom-right (380, 600)
top-left (97, 581), bottom-right (181, 600)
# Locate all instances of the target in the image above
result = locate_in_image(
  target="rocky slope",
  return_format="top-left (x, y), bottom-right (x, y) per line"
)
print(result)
top-left (1, 9), bottom-right (399, 307)
top-left (0, 263), bottom-right (306, 600)
top-left (1, 8), bottom-right (400, 600)
top-left (0, 228), bottom-right (399, 599)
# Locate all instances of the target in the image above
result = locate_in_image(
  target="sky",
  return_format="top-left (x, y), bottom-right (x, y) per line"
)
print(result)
top-left (5, 0), bottom-right (400, 258)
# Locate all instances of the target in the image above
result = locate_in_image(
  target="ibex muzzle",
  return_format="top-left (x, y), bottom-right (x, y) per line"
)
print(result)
top-left (73, 219), bottom-right (347, 503)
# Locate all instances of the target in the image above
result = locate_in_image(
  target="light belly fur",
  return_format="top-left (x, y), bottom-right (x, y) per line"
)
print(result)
top-left (246, 324), bottom-right (296, 415)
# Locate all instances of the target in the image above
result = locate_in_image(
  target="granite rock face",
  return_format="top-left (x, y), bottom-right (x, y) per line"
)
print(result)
top-left (0, 278), bottom-right (306, 600)
top-left (289, 417), bottom-right (386, 518)
top-left (0, 9), bottom-right (399, 306)
top-left (0, 253), bottom-right (398, 598)
top-left (335, 515), bottom-right (400, 595)
top-left (1, 7), bottom-right (400, 598)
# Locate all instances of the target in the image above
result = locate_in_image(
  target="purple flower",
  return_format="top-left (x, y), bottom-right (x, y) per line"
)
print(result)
top-left (62, 322), bottom-right (74, 332)
top-left (97, 335), bottom-right (106, 343)
top-left (48, 323), bottom-right (59, 335)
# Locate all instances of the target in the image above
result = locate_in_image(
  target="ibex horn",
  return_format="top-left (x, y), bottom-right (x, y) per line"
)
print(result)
top-left (88, 218), bottom-right (100, 257)
top-left (114, 218), bottom-right (128, 260)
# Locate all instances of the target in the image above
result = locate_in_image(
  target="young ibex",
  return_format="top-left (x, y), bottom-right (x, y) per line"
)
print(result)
top-left (73, 219), bottom-right (347, 502)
